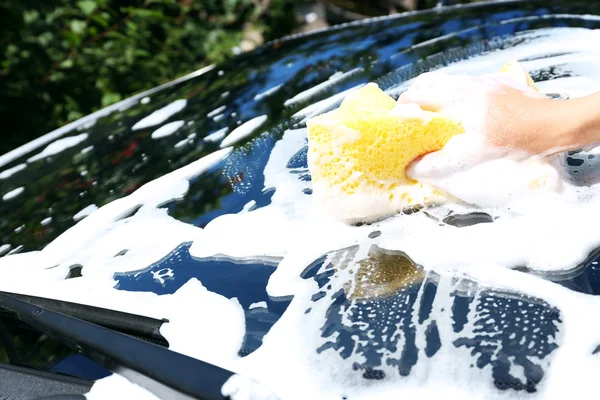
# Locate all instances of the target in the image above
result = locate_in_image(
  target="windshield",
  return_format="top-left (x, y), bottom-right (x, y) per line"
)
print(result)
top-left (1, 1), bottom-right (600, 399)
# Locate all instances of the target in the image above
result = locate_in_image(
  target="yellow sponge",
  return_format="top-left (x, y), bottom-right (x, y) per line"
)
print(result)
top-left (307, 61), bottom-right (537, 222)
top-left (499, 59), bottom-right (538, 90)
top-left (307, 83), bottom-right (463, 222)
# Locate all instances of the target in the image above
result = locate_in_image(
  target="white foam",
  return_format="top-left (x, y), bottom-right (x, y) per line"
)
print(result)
top-left (174, 138), bottom-right (190, 148)
top-left (6, 245), bottom-right (23, 256)
top-left (0, 26), bottom-right (598, 400)
top-left (73, 204), bottom-right (98, 221)
top-left (27, 133), bottom-right (89, 162)
top-left (132, 99), bottom-right (187, 131)
top-left (41, 217), bottom-right (52, 226)
top-left (254, 84), bottom-right (283, 101)
top-left (81, 145), bottom-right (94, 154)
top-left (0, 163), bottom-right (26, 179)
top-left (151, 120), bottom-right (185, 139)
top-left (0, 244), bottom-right (11, 256)
top-left (140, 97), bottom-right (151, 104)
top-left (2, 187), bottom-right (24, 201)
top-left (220, 116), bottom-right (268, 148)
top-left (284, 68), bottom-right (363, 107)
top-left (204, 128), bottom-right (229, 143)
top-left (86, 373), bottom-right (159, 399)
top-left (292, 83), bottom-right (366, 121)
top-left (208, 105), bottom-right (227, 118)
top-left (249, 301), bottom-right (267, 310)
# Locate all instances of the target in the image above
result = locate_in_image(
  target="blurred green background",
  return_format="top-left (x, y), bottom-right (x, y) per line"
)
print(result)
top-left (0, 0), bottom-right (455, 156)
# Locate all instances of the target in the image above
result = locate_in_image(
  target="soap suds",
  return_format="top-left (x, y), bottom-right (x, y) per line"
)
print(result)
top-left (73, 204), bottom-right (99, 221)
top-left (3, 187), bottom-right (24, 201)
top-left (220, 115), bottom-right (268, 148)
top-left (0, 163), bottom-right (26, 179)
top-left (132, 99), bottom-right (187, 131)
top-left (204, 127), bottom-right (229, 143)
top-left (249, 301), bottom-right (267, 310)
top-left (86, 373), bottom-right (159, 400)
top-left (0, 26), bottom-right (596, 400)
top-left (27, 133), bottom-right (89, 162)
top-left (284, 68), bottom-right (364, 107)
top-left (0, 244), bottom-right (11, 257)
top-left (81, 145), bottom-right (94, 154)
top-left (151, 120), bottom-right (185, 139)
top-left (208, 105), bottom-right (227, 118)
top-left (254, 84), bottom-right (283, 101)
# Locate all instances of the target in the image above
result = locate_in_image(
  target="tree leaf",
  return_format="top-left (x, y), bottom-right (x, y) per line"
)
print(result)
top-left (70, 19), bottom-right (87, 35)
top-left (59, 59), bottom-right (74, 69)
top-left (101, 92), bottom-right (121, 107)
top-left (77, 0), bottom-right (98, 16)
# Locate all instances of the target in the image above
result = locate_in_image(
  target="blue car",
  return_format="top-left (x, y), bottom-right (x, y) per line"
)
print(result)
top-left (0, 1), bottom-right (599, 398)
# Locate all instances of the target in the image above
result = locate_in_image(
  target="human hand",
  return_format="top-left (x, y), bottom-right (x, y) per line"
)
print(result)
top-left (399, 71), bottom-right (551, 154)
top-left (400, 71), bottom-right (565, 206)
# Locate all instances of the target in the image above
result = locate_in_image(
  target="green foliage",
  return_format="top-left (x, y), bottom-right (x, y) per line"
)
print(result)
top-left (0, 0), bottom-right (295, 155)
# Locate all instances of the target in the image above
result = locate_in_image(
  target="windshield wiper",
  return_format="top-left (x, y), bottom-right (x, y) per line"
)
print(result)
top-left (0, 291), bottom-right (236, 399)
top-left (0, 290), bottom-right (168, 346)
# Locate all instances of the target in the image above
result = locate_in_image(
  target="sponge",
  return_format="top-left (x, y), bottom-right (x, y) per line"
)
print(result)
top-left (307, 62), bottom-right (538, 222)
top-left (307, 83), bottom-right (464, 222)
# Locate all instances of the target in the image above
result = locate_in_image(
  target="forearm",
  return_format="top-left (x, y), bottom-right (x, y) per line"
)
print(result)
top-left (568, 92), bottom-right (600, 151)
top-left (541, 92), bottom-right (600, 155)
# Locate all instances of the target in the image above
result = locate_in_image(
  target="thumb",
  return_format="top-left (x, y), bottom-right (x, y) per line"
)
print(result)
top-left (406, 134), bottom-right (487, 180)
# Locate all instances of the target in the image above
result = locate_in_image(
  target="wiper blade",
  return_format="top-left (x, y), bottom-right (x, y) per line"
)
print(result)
top-left (0, 291), bottom-right (234, 400)
top-left (0, 290), bottom-right (168, 346)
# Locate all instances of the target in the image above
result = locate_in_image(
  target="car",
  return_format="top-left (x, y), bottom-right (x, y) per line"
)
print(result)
top-left (1, 0), bottom-right (600, 398)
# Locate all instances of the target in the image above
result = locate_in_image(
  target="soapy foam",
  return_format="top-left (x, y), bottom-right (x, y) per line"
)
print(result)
top-left (284, 68), bottom-right (364, 107)
top-left (254, 84), bottom-right (283, 101)
top-left (73, 204), bottom-right (99, 221)
top-left (151, 120), bottom-right (185, 139)
top-left (0, 163), bottom-right (26, 179)
top-left (204, 127), bottom-right (229, 143)
top-left (0, 27), bottom-right (599, 400)
top-left (86, 372), bottom-right (160, 400)
top-left (81, 145), bottom-right (94, 154)
top-left (0, 244), bottom-right (11, 256)
top-left (27, 133), bottom-right (89, 162)
top-left (193, 27), bottom-right (600, 400)
top-left (220, 115), bottom-right (268, 148)
top-left (174, 133), bottom-right (196, 148)
top-left (2, 186), bottom-right (24, 201)
top-left (208, 105), bottom-right (227, 118)
top-left (132, 99), bottom-right (187, 131)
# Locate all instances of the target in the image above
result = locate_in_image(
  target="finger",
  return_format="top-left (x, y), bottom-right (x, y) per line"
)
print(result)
top-left (483, 74), bottom-right (545, 99)
top-left (406, 134), bottom-right (486, 179)
top-left (398, 72), bottom-right (471, 110)
top-left (398, 88), bottom-right (443, 110)
top-left (409, 71), bottom-right (453, 90)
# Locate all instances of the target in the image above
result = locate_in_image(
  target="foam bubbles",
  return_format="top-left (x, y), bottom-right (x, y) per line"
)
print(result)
top-left (0, 163), bottom-right (26, 179)
top-left (73, 204), bottom-right (98, 221)
top-left (132, 99), bottom-right (187, 130)
top-left (27, 133), bottom-right (89, 162)
top-left (0, 26), bottom-right (598, 400)
top-left (2, 187), bottom-right (24, 201)
top-left (151, 120), bottom-right (185, 139)
top-left (220, 115), bottom-right (268, 148)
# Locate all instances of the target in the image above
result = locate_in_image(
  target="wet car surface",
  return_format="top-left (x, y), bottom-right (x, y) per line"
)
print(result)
top-left (2, 0), bottom-right (600, 396)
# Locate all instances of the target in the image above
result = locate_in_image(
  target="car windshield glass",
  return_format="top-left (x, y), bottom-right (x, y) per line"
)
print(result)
top-left (2, 1), bottom-right (600, 398)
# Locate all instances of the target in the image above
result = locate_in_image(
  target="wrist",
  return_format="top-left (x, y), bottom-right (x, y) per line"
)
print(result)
top-left (567, 93), bottom-right (600, 151)
top-left (535, 97), bottom-right (581, 155)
